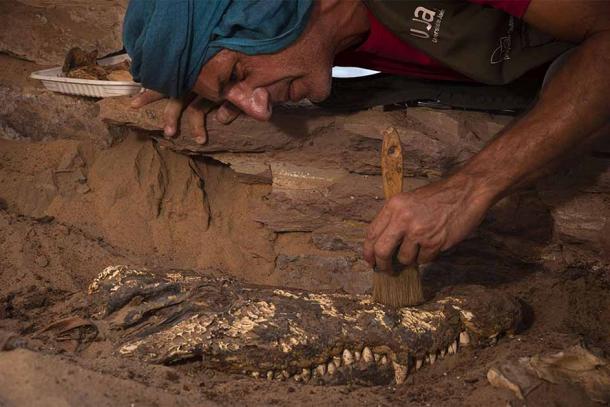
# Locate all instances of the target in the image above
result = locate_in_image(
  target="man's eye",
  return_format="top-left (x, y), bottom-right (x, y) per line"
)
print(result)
top-left (218, 64), bottom-right (239, 98)
top-left (229, 69), bottom-right (238, 82)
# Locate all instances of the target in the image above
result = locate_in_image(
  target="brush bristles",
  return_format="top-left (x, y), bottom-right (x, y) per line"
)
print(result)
top-left (373, 266), bottom-right (424, 307)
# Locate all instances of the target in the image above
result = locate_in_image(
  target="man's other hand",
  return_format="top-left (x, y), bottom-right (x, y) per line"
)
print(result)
top-left (363, 175), bottom-right (493, 273)
top-left (130, 89), bottom-right (241, 144)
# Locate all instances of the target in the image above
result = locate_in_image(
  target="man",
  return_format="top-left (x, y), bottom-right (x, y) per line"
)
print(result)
top-left (124, 0), bottom-right (609, 273)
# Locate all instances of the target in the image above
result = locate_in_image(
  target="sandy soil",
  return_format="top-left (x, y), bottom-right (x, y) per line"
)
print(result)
top-left (0, 153), bottom-right (608, 406)
top-left (0, 55), bottom-right (608, 405)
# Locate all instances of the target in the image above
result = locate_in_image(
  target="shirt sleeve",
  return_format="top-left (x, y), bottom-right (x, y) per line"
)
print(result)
top-left (467, 0), bottom-right (532, 18)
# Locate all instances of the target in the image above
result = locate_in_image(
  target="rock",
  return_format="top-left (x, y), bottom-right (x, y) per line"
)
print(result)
top-left (551, 194), bottom-right (609, 246)
top-left (99, 97), bottom-right (334, 153)
top-left (525, 344), bottom-right (610, 404)
top-left (99, 98), bottom-right (511, 180)
top-left (489, 345), bottom-right (610, 405)
top-left (34, 254), bottom-right (49, 268)
top-left (0, 56), bottom-right (110, 143)
top-left (273, 254), bottom-right (372, 294)
top-left (311, 222), bottom-right (367, 252)
top-left (538, 158), bottom-right (610, 259)
top-left (210, 153), bottom-right (272, 184)
top-left (0, 330), bottom-right (27, 351)
top-left (0, 0), bottom-right (127, 65)
top-left (487, 362), bottom-right (541, 400)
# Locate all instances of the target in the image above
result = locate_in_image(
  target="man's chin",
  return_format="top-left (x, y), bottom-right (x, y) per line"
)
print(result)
top-left (307, 89), bottom-right (331, 103)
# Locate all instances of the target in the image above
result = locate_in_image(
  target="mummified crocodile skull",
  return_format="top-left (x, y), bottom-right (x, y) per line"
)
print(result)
top-left (87, 265), bottom-right (522, 386)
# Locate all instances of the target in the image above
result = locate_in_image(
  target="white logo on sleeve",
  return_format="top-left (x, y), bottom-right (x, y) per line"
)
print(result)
top-left (409, 6), bottom-right (445, 44)
top-left (491, 17), bottom-right (515, 64)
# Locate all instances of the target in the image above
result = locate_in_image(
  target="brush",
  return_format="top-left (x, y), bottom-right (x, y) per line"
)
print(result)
top-left (372, 127), bottom-right (424, 308)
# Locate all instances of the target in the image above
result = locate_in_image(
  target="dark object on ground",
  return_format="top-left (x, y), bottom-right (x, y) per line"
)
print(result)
top-left (319, 73), bottom-right (540, 113)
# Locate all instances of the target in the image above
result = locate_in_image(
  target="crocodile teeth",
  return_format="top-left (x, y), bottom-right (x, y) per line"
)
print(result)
top-left (281, 370), bottom-right (290, 379)
top-left (380, 355), bottom-right (388, 365)
top-left (448, 340), bottom-right (458, 355)
top-left (327, 362), bottom-right (337, 375)
top-left (354, 351), bottom-right (361, 362)
top-left (266, 371), bottom-right (274, 380)
top-left (251, 371), bottom-right (260, 378)
top-left (301, 368), bottom-right (311, 382)
top-left (429, 353), bottom-right (437, 365)
top-left (362, 347), bottom-right (374, 363)
top-left (459, 331), bottom-right (471, 346)
top-left (315, 364), bottom-right (326, 376)
top-left (342, 349), bottom-right (354, 366)
top-left (374, 353), bottom-right (381, 363)
top-left (392, 361), bottom-right (408, 385)
top-left (415, 358), bottom-right (423, 370)
top-left (333, 356), bottom-right (342, 368)
top-left (440, 349), bottom-right (446, 358)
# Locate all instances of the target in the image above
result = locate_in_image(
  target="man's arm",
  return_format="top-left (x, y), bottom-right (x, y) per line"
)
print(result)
top-left (363, 0), bottom-right (610, 272)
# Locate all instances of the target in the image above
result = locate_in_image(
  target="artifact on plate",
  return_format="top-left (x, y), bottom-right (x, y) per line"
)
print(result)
top-left (62, 47), bottom-right (132, 81)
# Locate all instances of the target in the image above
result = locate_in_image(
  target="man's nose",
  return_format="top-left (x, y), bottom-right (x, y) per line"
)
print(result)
top-left (224, 82), bottom-right (272, 121)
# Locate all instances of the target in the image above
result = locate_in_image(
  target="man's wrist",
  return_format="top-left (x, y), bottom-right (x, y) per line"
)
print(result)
top-left (447, 166), bottom-right (505, 208)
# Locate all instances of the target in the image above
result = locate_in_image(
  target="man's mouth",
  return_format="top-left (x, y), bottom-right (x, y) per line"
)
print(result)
top-left (288, 82), bottom-right (301, 103)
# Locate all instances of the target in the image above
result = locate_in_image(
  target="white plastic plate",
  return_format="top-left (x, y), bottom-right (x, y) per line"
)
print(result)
top-left (30, 54), bottom-right (142, 98)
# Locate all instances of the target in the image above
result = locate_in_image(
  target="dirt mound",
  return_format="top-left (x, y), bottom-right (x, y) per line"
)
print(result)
top-left (0, 349), bottom-right (208, 407)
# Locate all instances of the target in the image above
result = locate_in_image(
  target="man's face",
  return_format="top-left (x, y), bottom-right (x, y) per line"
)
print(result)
top-left (192, 20), bottom-right (334, 122)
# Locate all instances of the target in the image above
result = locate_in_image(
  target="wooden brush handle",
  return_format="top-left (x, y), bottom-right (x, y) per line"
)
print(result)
top-left (381, 127), bottom-right (403, 199)
top-left (374, 127), bottom-right (424, 307)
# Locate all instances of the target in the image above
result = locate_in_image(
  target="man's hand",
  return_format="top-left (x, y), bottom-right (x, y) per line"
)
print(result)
top-left (363, 175), bottom-right (492, 272)
top-left (130, 90), bottom-right (241, 144)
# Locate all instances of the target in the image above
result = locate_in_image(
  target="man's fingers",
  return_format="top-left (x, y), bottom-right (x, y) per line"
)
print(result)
top-left (163, 98), bottom-right (184, 138)
top-left (416, 245), bottom-right (440, 265)
top-left (186, 104), bottom-right (206, 144)
top-left (131, 89), bottom-right (165, 108)
top-left (373, 228), bottom-right (405, 274)
top-left (135, 91), bottom-right (216, 143)
top-left (215, 102), bottom-right (241, 124)
top-left (185, 97), bottom-right (214, 144)
top-left (363, 208), bottom-right (392, 265)
top-left (396, 239), bottom-right (419, 266)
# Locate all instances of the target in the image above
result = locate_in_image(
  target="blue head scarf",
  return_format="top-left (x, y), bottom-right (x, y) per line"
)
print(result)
top-left (123, 0), bottom-right (313, 98)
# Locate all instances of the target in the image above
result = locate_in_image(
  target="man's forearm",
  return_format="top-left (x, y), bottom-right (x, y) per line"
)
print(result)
top-left (363, 3), bottom-right (609, 268)
top-left (455, 31), bottom-right (610, 205)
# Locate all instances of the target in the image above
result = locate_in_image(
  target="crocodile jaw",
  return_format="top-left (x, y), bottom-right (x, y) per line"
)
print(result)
top-left (88, 265), bottom-right (522, 385)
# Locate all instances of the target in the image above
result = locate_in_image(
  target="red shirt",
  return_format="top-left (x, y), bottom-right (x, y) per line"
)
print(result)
top-left (334, 0), bottom-right (532, 82)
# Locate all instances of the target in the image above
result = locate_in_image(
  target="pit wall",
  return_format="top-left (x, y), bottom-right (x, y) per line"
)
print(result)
top-left (0, 1), bottom-right (608, 293)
